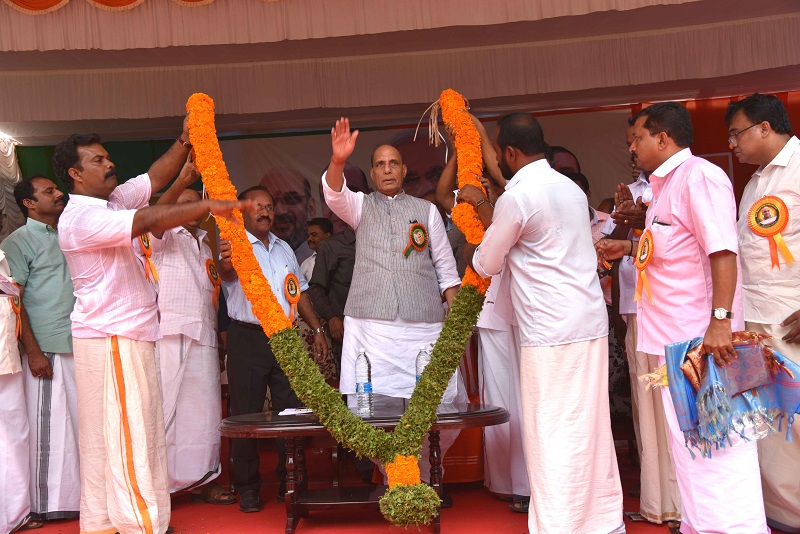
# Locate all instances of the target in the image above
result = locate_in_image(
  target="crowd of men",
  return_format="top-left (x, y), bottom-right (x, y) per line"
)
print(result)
top-left (0, 92), bottom-right (798, 534)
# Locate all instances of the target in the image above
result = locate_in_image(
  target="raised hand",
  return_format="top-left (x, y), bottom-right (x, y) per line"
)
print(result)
top-left (209, 199), bottom-right (256, 223)
top-left (331, 117), bottom-right (359, 165)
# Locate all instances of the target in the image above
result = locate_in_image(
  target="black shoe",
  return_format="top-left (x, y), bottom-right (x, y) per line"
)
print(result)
top-left (439, 492), bottom-right (453, 509)
top-left (239, 489), bottom-right (262, 513)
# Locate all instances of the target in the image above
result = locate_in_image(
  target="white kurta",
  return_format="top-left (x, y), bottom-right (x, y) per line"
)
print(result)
top-left (477, 276), bottom-right (529, 498)
top-left (1, 371), bottom-right (31, 533)
top-left (152, 228), bottom-right (221, 493)
top-left (473, 160), bottom-right (622, 534)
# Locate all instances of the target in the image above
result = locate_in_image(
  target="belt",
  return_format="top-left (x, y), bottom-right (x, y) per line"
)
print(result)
top-left (230, 319), bottom-right (264, 331)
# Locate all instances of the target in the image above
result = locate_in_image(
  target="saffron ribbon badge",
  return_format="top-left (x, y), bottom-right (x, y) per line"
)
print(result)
top-left (404, 221), bottom-right (428, 258)
top-left (634, 229), bottom-right (655, 305)
top-left (283, 273), bottom-right (301, 322)
top-left (9, 294), bottom-right (20, 338)
top-left (137, 233), bottom-right (160, 282)
top-left (748, 196), bottom-right (795, 269)
top-left (205, 258), bottom-right (221, 307)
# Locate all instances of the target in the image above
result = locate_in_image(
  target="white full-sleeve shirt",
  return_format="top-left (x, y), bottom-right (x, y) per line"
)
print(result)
top-left (58, 174), bottom-right (160, 341)
top-left (473, 159), bottom-right (608, 347)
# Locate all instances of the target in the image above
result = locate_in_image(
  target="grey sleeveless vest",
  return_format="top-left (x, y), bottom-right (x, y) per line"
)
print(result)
top-left (344, 192), bottom-right (445, 323)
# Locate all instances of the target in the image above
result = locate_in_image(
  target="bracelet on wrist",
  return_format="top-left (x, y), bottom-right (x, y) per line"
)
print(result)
top-left (177, 137), bottom-right (192, 148)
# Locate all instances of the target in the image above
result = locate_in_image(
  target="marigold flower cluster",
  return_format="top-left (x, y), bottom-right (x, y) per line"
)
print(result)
top-left (386, 454), bottom-right (422, 487)
top-left (186, 93), bottom-right (291, 336)
top-left (439, 89), bottom-right (490, 295)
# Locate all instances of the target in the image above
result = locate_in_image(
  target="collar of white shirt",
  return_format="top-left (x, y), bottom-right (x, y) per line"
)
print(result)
top-left (651, 147), bottom-right (692, 179)
top-left (756, 135), bottom-right (799, 176)
top-left (65, 193), bottom-right (110, 207)
top-left (505, 159), bottom-right (551, 191)
top-left (246, 229), bottom-right (277, 250)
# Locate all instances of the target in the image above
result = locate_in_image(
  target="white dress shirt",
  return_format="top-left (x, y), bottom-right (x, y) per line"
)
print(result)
top-left (0, 250), bottom-right (21, 376)
top-left (473, 159), bottom-right (608, 347)
top-left (58, 174), bottom-right (160, 341)
top-left (222, 230), bottom-right (308, 325)
top-left (300, 252), bottom-right (316, 283)
top-left (737, 135), bottom-right (800, 324)
top-left (151, 227), bottom-right (217, 347)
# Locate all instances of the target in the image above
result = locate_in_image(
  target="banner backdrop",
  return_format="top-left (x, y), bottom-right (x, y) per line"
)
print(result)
top-left (220, 108), bottom-right (635, 251)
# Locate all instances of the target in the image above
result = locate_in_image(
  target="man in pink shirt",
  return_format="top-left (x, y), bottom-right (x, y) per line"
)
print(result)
top-left (597, 102), bottom-right (768, 533)
top-left (54, 125), bottom-right (249, 534)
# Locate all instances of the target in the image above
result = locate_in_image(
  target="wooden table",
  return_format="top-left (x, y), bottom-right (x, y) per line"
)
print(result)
top-left (220, 394), bottom-right (509, 534)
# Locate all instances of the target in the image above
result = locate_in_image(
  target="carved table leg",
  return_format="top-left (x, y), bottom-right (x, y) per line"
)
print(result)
top-left (429, 430), bottom-right (442, 534)
top-left (296, 437), bottom-right (309, 517)
top-left (284, 437), bottom-right (300, 534)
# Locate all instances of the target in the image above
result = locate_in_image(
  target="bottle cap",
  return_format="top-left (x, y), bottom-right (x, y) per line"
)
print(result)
top-left (420, 345), bottom-right (426, 350)
top-left (359, 347), bottom-right (366, 353)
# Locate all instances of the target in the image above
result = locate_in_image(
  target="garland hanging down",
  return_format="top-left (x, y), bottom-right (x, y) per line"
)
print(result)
top-left (187, 89), bottom-right (488, 527)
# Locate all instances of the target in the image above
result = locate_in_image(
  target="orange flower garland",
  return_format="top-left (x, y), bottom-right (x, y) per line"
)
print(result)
top-left (186, 93), bottom-right (291, 336)
top-left (439, 89), bottom-right (491, 295)
top-left (386, 454), bottom-right (422, 487)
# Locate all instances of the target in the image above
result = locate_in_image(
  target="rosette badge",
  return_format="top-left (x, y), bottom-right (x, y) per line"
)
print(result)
top-left (748, 196), bottom-right (795, 268)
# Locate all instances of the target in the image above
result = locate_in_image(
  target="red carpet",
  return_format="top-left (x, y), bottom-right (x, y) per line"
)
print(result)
top-left (31, 441), bottom-right (789, 533)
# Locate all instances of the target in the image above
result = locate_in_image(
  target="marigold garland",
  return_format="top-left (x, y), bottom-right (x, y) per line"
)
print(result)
top-left (187, 91), bottom-right (487, 527)
top-left (386, 454), bottom-right (421, 487)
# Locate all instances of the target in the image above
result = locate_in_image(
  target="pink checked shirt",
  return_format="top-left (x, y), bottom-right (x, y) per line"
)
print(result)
top-left (636, 149), bottom-right (744, 356)
top-left (59, 174), bottom-right (160, 341)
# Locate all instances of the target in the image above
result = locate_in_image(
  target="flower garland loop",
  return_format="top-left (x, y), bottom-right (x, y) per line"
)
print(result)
top-left (187, 90), bottom-right (487, 527)
top-left (438, 89), bottom-right (491, 295)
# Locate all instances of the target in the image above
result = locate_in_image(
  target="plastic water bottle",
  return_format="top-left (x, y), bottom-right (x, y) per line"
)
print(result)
top-left (355, 347), bottom-right (373, 415)
top-left (415, 345), bottom-right (431, 384)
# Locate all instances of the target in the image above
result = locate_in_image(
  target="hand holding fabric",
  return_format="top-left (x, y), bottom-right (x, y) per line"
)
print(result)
top-left (703, 319), bottom-right (736, 367)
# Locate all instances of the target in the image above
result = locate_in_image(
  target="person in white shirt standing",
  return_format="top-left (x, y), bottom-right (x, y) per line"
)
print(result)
top-left (0, 248), bottom-right (34, 533)
top-left (150, 162), bottom-right (234, 506)
top-left (728, 92), bottom-right (800, 533)
top-left (469, 113), bottom-right (624, 534)
top-left (54, 127), bottom-right (250, 534)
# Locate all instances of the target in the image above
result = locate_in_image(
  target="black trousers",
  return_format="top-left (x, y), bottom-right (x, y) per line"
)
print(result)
top-left (227, 320), bottom-right (301, 492)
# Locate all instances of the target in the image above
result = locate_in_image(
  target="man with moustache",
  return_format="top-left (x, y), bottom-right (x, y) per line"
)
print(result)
top-left (469, 113), bottom-right (623, 534)
top-left (727, 93), bottom-right (800, 533)
top-left (600, 120), bottom-right (680, 526)
top-left (1, 176), bottom-right (79, 523)
top-left (322, 118), bottom-right (464, 491)
top-left (597, 102), bottom-right (768, 533)
top-left (218, 185), bottom-right (326, 513)
top-left (54, 127), bottom-right (249, 534)
top-left (148, 161), bottom-right (234, 506)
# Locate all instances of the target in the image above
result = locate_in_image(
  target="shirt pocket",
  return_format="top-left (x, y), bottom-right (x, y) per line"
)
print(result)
top-left (649, 223), bottom-right (674, 268)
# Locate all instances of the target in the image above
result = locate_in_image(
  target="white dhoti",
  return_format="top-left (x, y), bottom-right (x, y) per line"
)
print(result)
top-left (655, 353), bottom-right (770, 534)
top-left (74, 336), bottom-right (170, 534)
top-left (624, 316), bottom-right (680, 523)
top-left (746, 321), bottom-right (800, 532)
top-left (478, 327), bottom-right (529, 497)
top-left (0, 371), bottom-right (31, 533)
top-left (341, 316), bottom-right (466, 482)
top-left (156, 334), bottom-right (221, 493)
top-left (22, 351), bottom-right (80, 520)
top-left (520, 337), bottom-right (624, 534)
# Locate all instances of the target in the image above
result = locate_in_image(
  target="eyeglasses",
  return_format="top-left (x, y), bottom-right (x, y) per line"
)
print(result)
top-left (728, 124), bottom-right (757, 144)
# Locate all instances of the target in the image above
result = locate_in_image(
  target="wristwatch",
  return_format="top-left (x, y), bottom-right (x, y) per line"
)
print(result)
top-left (313, 326), bottom-right (325, 334)
top-left (711, 308), bottom-right (733, 320)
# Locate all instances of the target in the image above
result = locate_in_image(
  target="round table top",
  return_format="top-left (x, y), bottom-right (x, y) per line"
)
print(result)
top-left (220, 393), bottom-right (509, 439)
